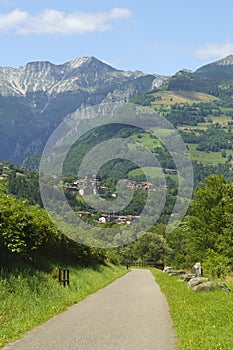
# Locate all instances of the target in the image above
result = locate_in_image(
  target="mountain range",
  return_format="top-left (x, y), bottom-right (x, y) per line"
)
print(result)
top-left (1, 55), bottom-right (233, 164)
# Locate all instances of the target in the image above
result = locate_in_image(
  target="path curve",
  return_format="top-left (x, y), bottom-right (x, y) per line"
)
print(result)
top-left (3, 269), bottom-right (177, 350)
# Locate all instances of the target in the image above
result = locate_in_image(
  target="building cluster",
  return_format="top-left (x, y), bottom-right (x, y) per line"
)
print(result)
top-left (0, 163), bottom-right (9, 180)
top-left (65, 176), bottom-right (101, 196)
top-left (76, 211), bottom-right (140, 225)
top-left (98, 214), bottom-right (140, 224)
top-left (64, 173), bottom-right (175, 225)
top-left (65, 177), bottom-right (159, 196)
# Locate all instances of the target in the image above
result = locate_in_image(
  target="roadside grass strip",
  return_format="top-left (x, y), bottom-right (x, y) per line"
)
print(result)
top-left (151, 269), bottom-right (233, 350)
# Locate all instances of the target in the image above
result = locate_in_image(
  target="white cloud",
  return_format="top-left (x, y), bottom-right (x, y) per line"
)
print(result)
top-left (0, 9), bottom-right (28, 32)
top-left (108, 8), bottom-right (131, 20)
top-left (0, 7), bottom-right (132, 35)
top-left (195, 42), bottom-right (233, 59)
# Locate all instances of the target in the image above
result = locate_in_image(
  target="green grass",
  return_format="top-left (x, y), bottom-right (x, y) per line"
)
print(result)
top-left (151, 269), bottom-right (233, 350)
top-left (210, 115), bottom-right (232, 124)
top-left (178, 124), bottom-right (209, 131)
top-left (129, 133), bottom-right (160, 150)
top-left (151, 90), bottom-right (216, 106)
top-left (187, 144), bottom-right (233, 165)
top-left (178, 117), bottom-right (231, 132)
top-left (0, 264), bottom-right (127, 347)
top-left (128, 167), bottom-right (164, 179)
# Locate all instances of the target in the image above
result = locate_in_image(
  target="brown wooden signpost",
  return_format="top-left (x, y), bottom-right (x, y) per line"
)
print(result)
top-left (58, 267), bottom-right (70, 287)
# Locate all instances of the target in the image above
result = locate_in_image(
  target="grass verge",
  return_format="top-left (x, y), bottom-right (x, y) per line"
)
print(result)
top-left (151, 269), bottom-right (233, 350)
top-left (0, 263), bottom-right (127, 347)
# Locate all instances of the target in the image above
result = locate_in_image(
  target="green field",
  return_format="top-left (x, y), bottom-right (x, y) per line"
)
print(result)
top-left (187, 144), bottom-right (233, 165)
top-left (210, 115), bottom-right (232, 125)
top-left (129, 129), bottom-right (175, 150)
top-left (128, 166), bottom-right (165, 179)
top-left (129, 133), bottom-right (160, 150)
top-left (178, 124), bottom-right (209, 131)
top-left (151, 90), bottom-right (217, 106)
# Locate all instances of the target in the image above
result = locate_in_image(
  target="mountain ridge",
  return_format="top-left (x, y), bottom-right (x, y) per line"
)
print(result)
top-left (0, 56), bottom-right (162, 164)
top-left (1, 54), bottom-right (233, 165)
top-left (0, 56), bottom-right (155, 97)
top-left (195, 54), bottom-right (233, 79)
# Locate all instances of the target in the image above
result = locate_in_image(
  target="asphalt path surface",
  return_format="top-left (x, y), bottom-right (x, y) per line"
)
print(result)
top-left (3, 269), bottom-right (177, 350)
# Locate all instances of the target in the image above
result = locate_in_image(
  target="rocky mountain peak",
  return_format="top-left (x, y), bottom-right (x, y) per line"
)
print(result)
top-left (67, 56), bottom-right (91, 69)
top-left (63, 56), bottom-right (116, 73)
top-left (0, 56), bottom-right (159, 163)
top-left (25, 61), bottom-right (54, 71)
top-left (195, 54), bottom-right (233, 79)
top-left (216, 54), bottom-right (233, 66)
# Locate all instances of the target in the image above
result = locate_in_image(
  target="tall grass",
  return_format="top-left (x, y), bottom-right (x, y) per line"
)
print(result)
top-left (151, 269), bottom-right (233, 350)
top-left (0, 264), bottom-right (127, 347)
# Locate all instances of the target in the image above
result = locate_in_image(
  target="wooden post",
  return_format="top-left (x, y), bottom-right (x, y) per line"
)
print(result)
top-left (58, 267), bottom-right (70, 287)
top-left (63, 269), bottom-right (66, 287)
top-left (58, 267), bottom-right (62, 285)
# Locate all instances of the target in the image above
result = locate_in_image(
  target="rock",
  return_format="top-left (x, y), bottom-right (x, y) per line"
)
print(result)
top-left (163, 266), bottom-right (173, 273)
top-left (192, 281), bottom-right (231, 292)
top-left (179, 273), bottom-right (196, 282)
top-left (192, 282), bottom-right (215, 292)
top-left (191, 262), bottom-right (202, 277)
top-left (188, 277), bottom-right (209, 288)
top-left (215, 282), bottom-right (231, 292)
top-left (169, 270), bottom-right (186, 276)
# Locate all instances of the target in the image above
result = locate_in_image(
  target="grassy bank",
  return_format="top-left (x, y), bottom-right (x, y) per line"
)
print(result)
top-left (0, 263), bottom-right (127, 347)
top-left (151, 269), bottom-right (233, 350)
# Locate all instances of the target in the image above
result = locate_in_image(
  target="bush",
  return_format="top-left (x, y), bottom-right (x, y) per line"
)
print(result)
top-left (202, 249), bottom-right (230, 279)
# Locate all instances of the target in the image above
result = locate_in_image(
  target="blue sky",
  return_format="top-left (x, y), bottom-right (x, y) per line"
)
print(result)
top-left (0, 0), bottom-right (233, 75)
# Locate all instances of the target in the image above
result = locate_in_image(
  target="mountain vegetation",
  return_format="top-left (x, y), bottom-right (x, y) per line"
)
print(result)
top-left (166, 174), bottom-right (233, 275)
top-left (0, 177), bottom-right (111, 270)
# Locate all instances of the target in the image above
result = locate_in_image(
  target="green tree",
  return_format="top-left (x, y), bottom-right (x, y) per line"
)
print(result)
top-left (172, 174), bottom-right (233, 269)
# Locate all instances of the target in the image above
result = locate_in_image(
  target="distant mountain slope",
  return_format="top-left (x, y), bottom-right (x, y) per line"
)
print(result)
top-left (195, 55), bottom-right (233, 79)
top-left (0, 57), bottom-right (153, 96)
top-left (167, 55), bottom-right (233, 97)
top-left (0, 57), bottom-right (162, 164)
top-left (2, 54), bottom-right (233, 165)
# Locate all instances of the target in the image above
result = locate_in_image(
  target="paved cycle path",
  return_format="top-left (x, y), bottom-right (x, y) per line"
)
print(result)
top-left (3, 269), bottom-right (177, 350)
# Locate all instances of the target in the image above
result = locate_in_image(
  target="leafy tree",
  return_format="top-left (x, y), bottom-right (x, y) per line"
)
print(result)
top-left (0, 180), bottom-right (108, 268)
top-left (116, 224), bottom-right (170, 263)
top-left (170, 174), bottom-right (233, 270)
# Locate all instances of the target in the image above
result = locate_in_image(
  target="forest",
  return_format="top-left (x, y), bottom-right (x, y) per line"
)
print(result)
top-left (1, 159), bottom-right (233, 278)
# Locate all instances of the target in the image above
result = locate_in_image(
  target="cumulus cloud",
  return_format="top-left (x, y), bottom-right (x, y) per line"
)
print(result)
top-left (195, 42), bottom-right (233, 59)
top-left (0, 8), bottom-right (28, 32)
top-left (0, 7), bottom-right (132, 35)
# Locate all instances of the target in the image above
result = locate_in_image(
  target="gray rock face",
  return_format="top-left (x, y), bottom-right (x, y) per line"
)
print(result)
top-left (192, 282), bottom-right (215, 292)
top-left (0, 57), bottom-right (150, 97)
top-left (169, 270), bottom-right (186, 276)
top-left (0, 57), bottom-right (165, 164)
top-left (163, 266), bottom-right (185, 276)
top-left (179, 273), bottom-right (196, 282)
top-left (214, 282), bottom-right (231, 292)
top-left (188, 277), bottom-right (209, 288)
top-left (192, 281), bottom-right (231, 292)
top-left (167, 265), bottom-right (230, 292)
top-left (163, 266), bottom-right (173, 273)
top-left (191, 262), bottom-right (202, 277)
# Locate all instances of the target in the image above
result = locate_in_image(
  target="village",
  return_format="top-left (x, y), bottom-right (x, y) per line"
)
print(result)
top-left (63, 174), bottom-right (173, 225)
